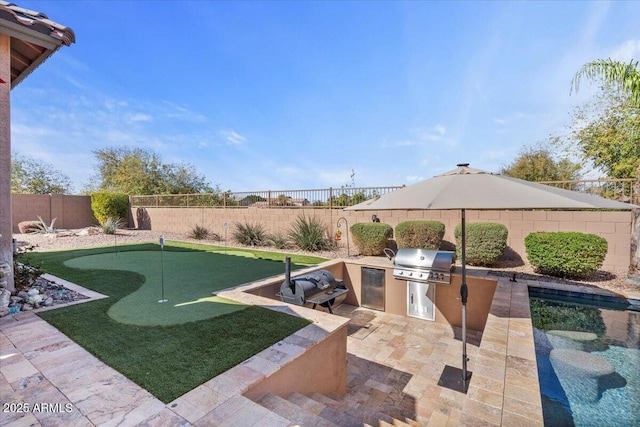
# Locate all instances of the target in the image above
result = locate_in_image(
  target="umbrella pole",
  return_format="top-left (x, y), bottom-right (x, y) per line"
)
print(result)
top-left (461, 209), bottom-right (469, 386)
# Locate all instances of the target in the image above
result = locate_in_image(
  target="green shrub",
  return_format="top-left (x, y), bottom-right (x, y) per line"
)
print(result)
top-left (91, 193), bottom-right (129, 224)
top-left (99, 216), bottom-right (123, 235)
top-left (18, 220), bottom-right (41, 234)
top-left (525, 232), bottom-right (607, 278)
top-left (350, 223), bottom-right (393, 256)
top-left (189, 224), bottom-right (210, 240)
top-left (268, 230), bottom-right (291, 249)
top-left (233, 221), bottom-right (268, 246)
top-left (395, 220), bottom-right (445, 249)
top-left (288, 214), bottom-right (334, 252)
top-left (454, 222), bottom-right (508, 266)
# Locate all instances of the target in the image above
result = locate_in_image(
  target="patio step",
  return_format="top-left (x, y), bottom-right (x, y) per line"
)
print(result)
top-left (258, 387), bottom-right (422, 427)
top-left (257, 393), bottom-right (340, 427)
top-left (379, 418), bottom-right (417, 427)
top-left (309, 392), bottom-right (395, 427)
top-left (287, 392), bottom-right (327, 415)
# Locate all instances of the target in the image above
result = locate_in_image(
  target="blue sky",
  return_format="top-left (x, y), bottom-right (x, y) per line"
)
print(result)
top-left (10, 1), bottom-right (640, 193)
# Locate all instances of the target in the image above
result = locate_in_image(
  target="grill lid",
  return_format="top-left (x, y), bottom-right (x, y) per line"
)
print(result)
top-left (393, 249), bottom-right (454, 284)
top-left (394, 248), bottom-right (454, 271)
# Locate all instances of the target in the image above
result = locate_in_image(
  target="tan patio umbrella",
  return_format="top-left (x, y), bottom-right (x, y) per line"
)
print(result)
top-left (345, 163), bottom-right (637, 391)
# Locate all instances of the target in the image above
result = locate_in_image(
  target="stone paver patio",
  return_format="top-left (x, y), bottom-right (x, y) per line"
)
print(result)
top-left (1, 269), bottom-right (637, 426)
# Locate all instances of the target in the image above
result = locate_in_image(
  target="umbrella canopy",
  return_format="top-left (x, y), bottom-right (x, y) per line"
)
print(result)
top-left (345, 163), bottom-right (636, 392)
top-left (345, 164), bottom-right (637, 211)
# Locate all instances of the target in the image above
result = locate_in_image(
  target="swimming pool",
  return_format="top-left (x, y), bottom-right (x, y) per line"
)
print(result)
top-left (528, 288), bottom-right (640, 427)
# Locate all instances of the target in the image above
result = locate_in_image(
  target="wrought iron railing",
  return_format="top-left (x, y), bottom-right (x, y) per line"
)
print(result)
top-left (131, 178), bottom-right (639, 208)
top-left (537, 178), bottom-right (639, 205)
top-left (130, 186), bottom-right (404, 208)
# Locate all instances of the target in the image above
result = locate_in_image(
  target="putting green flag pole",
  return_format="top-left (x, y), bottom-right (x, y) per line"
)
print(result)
top-left (159, 235), bottom-right (168, 303)
top-left (224, 222), bottom-right (228, 255)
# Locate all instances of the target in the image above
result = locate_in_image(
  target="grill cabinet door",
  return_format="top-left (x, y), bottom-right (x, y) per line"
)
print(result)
top-left (361, 267), bottom-right (385, 311)
top-left (407, 281), bottom-right (435, 321)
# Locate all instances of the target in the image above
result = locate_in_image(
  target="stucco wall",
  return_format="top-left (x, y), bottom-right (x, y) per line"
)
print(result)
top-left (1, 34), bottom-right (13, 290)
top-left (242, 326), bottom-right (348, 401)
top-left (131, 206), bottom-right (634, 272)
top-left (11, 194), bottom-right (95, 233)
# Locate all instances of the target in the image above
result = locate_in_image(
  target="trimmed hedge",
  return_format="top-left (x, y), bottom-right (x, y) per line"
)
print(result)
top-left (454, 222), bottom-right (508, 266)
top-left (91, 193), bottom-right (129, 224)
top-left (395, 220), bottom-right (445, 249)
top-left (525, 232), bottom-right (607, 279)
top-left (350, 223), bottom-right (393, 256)
top-left (18, 220), bottom-right (41, 234)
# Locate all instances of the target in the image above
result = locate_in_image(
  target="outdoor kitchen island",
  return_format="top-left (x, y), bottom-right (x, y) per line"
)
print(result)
top-left (244, 256), bottom-right (498, 333)
top-left (340, 256), bottom-right (498, 332)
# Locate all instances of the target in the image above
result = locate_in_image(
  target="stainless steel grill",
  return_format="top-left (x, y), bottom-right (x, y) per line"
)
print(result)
top-left (392, 248), bottom-right (454, 285)
top-left (277, 257), bottom-right (348, 314)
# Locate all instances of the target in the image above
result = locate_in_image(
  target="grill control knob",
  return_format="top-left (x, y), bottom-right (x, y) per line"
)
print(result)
top-left (408, 272), bottom-right (413, 277)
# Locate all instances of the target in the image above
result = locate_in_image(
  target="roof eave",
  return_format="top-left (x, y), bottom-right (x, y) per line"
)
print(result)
top-left (10, 43), bottom-right (60, 88)
top-left (0, 1), bottom-right (75, 89)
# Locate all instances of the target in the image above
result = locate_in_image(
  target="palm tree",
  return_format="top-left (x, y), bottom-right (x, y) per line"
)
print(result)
top-left (573, 59), bottom-right (640, 274)
top-left (572, 58), bottom-right (640, 108)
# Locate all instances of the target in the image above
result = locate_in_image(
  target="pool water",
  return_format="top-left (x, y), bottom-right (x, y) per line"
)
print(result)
top-left (529, 290), bottom-right (640, 427)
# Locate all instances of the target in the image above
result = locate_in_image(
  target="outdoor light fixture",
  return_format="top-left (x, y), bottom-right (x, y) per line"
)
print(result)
top-left (371, 215), bottom-right (380, 223)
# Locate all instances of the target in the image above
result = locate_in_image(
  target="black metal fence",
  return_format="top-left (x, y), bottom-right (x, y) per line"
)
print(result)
top-left (131, 178), bottom-right (639, 208)
top-left (130, 186), bottom-right (404, 209)
top-left (538, 178), bottom-right (638, 205)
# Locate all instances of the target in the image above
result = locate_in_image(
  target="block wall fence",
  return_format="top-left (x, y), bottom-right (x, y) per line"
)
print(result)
top-left (11, 194), bottom-right (95, 233)
top-left (7, 194), bottom-right (633, 272)
top-left (130, 206), bottom-right (634, 273)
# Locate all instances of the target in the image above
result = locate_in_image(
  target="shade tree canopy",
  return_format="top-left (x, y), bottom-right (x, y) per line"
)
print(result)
top-left (89, 146), bottom-right (214, 195)
top-left (11, 153), bottom-right (72, 194)
top-left (500, 145), bottom-right (581, 182)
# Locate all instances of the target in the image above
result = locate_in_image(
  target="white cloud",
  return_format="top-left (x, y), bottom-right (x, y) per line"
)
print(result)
top-left (395, 140), bottom-right (420, 147)
top-left (414, 125), bottom-right (447, 141)
top-left (277, 166), bottom-right (302, 175)
top-left (405, 175), bottom-right (424, 183)
top-left (160, 101), bottom-right (207, 123)
top-left (492, 117), bottom-right (506, 125)
top-left (220, 130), bottom-right (247, 146)
top-left (128, 113), bottom-right (153, 123)
top-left (393, 124), bottom-right (451, 147)
top-left (610, 39), bottom-right (640, 62)
top-left (65, 76), bottom-right (85, 90)
top-left (104, 99), bottom-right (128, 111)
top-left (580, 2), bottom-right (610, 47)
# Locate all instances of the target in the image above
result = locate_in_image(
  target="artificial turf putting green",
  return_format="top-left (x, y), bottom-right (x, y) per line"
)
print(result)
top-left (30, 242), bottom-right (323, 402)
top-left (64, 250), bottom-right (274, 326)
